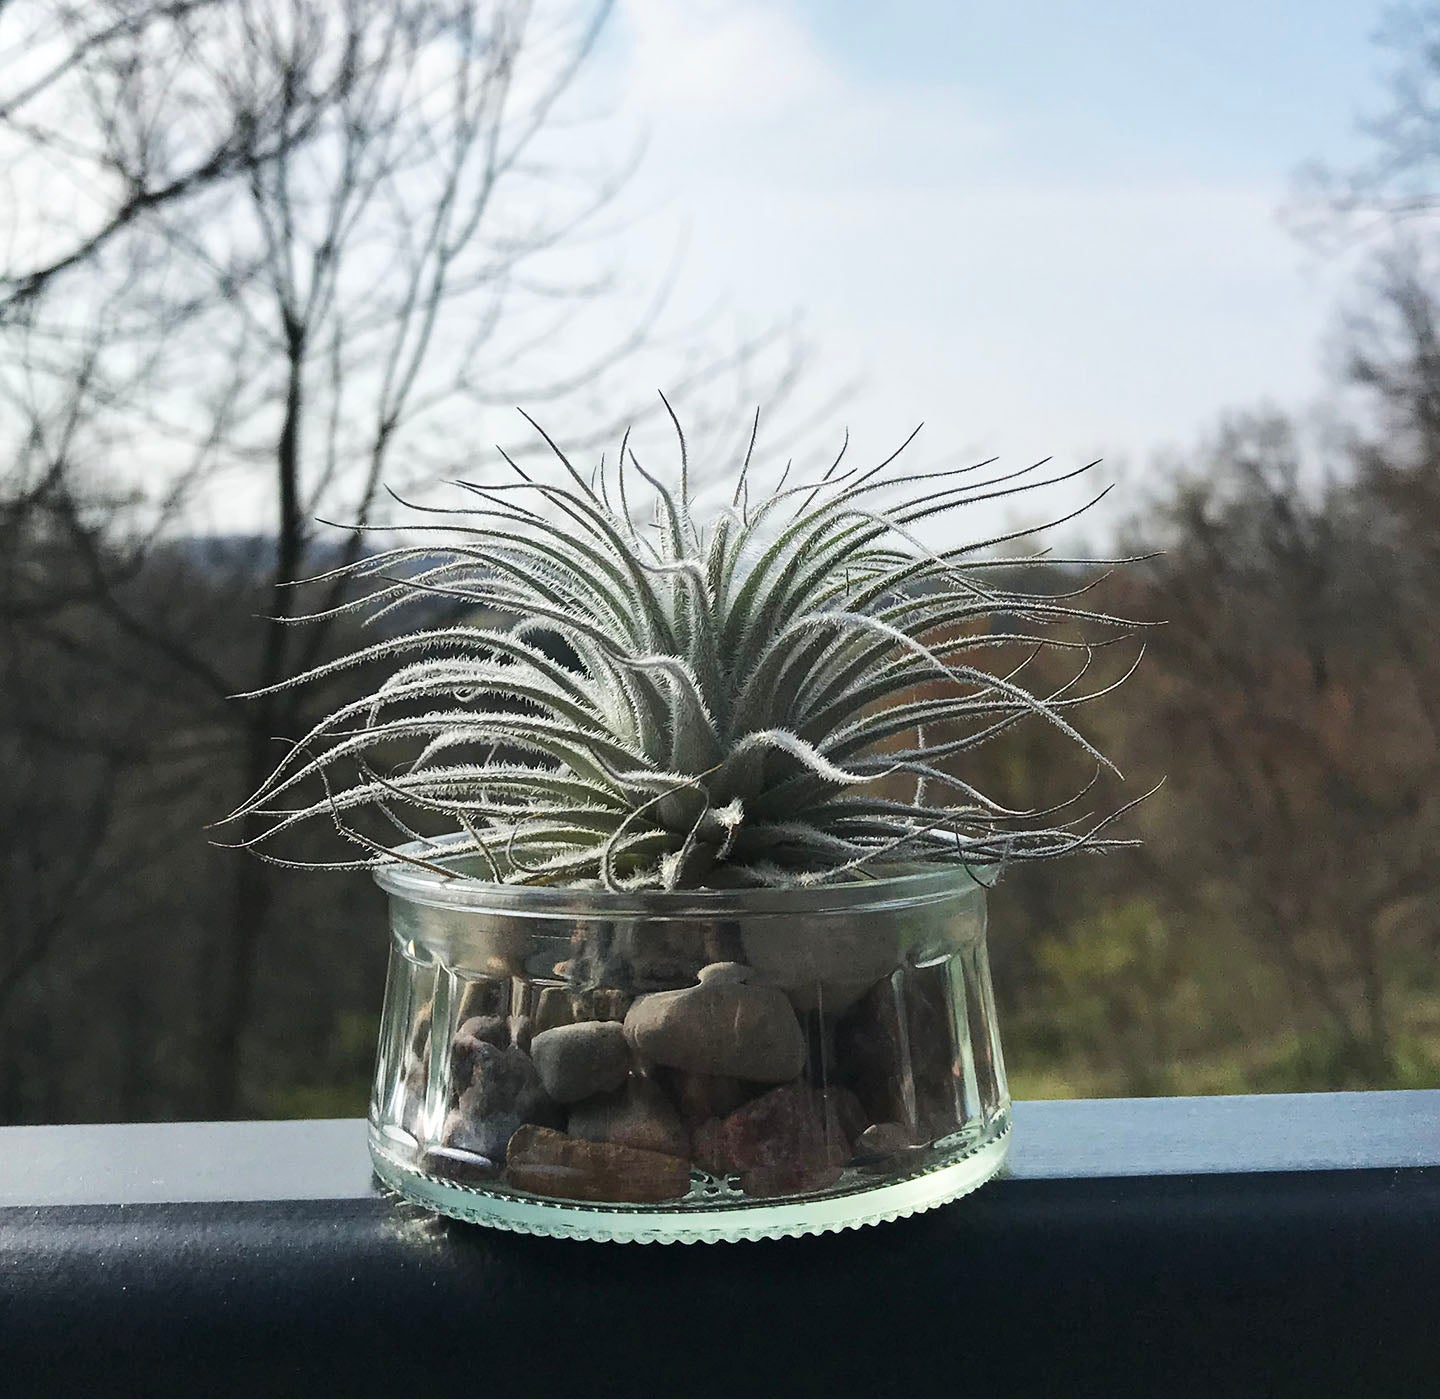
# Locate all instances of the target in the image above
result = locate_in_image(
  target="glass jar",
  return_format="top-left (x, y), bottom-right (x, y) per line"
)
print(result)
top-left (368, 853), bottom-right (1010, 1242)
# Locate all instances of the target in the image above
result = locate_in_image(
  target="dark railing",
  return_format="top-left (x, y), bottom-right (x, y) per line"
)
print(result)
top-left (2, 1091), bottom-right (1437, 1397)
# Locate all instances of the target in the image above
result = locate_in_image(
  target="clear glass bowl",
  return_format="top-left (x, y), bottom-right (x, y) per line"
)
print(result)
top-left (367, 852), bottom-right (1011, 1243)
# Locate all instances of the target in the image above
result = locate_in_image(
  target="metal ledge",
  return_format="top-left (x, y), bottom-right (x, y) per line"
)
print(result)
top-left (2, 1092), bottom-right (1437, 1397)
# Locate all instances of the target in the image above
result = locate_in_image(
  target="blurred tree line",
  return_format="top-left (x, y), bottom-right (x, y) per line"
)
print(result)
top-left (1, 0), bottom-right (1438, 1121)
top-left (989, 379), bottom-right (1440, 1098)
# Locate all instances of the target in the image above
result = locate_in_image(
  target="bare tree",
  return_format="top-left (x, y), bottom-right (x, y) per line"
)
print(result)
top-left (1, 0), bottom-right (804, 1117)
top-left (1294, 3), bottom-right (1440, 243)
top-left (0, 0), bottom-right (340, 315)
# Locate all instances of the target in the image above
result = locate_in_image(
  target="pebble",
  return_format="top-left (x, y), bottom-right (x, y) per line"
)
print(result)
top-left (836, 967), bottom-right (962, 1141)
top-left (457, 980), bottom-right (506, 1023)
top-left (458, 1015), bottom-right (508, 1046)
top-left (692, 1081), bottom-right (847, 1198)
top-left (818, 1083), bottom-right (869, 1145)
top-left (441, 1042), bottom-right (559, 1163)
top-left (401, 1058), bottom-right (428, 1138)
top-left (448, 1018), bottom-right (508, 1096)
top-left (572, 987), bottom-right (632, 1023)
top-left (410, 1003), bottom-right (433, 1057)
top-left (529, 1020), bottom-right (631, 1103)
top-left (851, 1121), bottom-right (922, 1167)
top-left (505, 1125), bottom-right (692, 1203)
top-left (442, 1102), bottom-right (523, 1164)
top-left (624, 963), bottom-right (806, 1083)
top-left (567, 1075), bottom-right (690, 1158)
top-left (658, 1069), bottom-right (752, 1128)
top-left (741, 1161), bottom-right (844, 1197)
top-left (533, 987), bottom-right (577, 1034)
top-left (420, 1144), bottom-right (500, 1184)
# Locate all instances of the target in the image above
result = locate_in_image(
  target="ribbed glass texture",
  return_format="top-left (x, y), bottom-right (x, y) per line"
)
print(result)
top-left (367, 855), bottom-right (1010, 1242)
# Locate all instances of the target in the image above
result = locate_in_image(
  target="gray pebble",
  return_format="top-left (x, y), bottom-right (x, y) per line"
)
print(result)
top-left (852, 1121), bottom-right (921, 1163)
top-left (529, 1020), bottom-right (631, 1104)
top-left (441, 1041), bottom-right (558, 1163)
top-left (420, 1144), bottom-right (500, 1185)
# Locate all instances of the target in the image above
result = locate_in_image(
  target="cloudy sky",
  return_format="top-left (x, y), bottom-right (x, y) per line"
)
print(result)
top-left (580, 0), bottom-right (1393, 519)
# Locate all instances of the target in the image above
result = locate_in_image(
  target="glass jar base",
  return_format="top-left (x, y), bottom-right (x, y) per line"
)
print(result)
top-left (369, 1113), bottom-right (1011, 1243)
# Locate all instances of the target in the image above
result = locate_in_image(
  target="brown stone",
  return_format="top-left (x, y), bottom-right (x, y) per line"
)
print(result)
top-left (624, 963), bottom-right (806, 1082)
top-left (691, 1081), bottom-right (847, 1196)
top-left (400, 1058), bottom-right (428, 1138)
top-left (567, 1075), bottom-right (690, 1158)
top-left (740, 1162), bottom-right (844, 1198)
top-left (818, 1083), bottom-right (869, 1145)
top-left (504, 1125), bottom-right (692, 1204)
top-left (410, 1002), bottom-right (433, 1057)
top-left (533, 987), bottom-right (577, 1034)
top-left (457, 980), bottom-right (507, 1024)
top-left (658, 1069), bottom-right (753, 1128)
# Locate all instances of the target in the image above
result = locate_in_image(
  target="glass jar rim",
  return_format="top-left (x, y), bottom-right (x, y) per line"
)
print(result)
top-left (372, 836), bottom-right (993, 918)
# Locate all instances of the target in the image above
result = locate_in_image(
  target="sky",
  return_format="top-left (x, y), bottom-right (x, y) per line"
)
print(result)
top-left (1, 0), bottom-right (1402, 546)
top-left (578, 0), bottom-right (1397, 533)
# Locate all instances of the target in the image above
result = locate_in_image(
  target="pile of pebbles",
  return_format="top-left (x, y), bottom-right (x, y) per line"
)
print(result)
top-left (402, 960), bottom-right (963, 1205)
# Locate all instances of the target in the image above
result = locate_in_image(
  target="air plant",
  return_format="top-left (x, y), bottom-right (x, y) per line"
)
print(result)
top-left (221, 401), bottom-right (1147, 890)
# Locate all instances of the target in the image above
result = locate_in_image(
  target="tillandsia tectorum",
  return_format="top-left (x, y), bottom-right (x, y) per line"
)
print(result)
top-left (220, 400), bottom-right (1151, 890)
